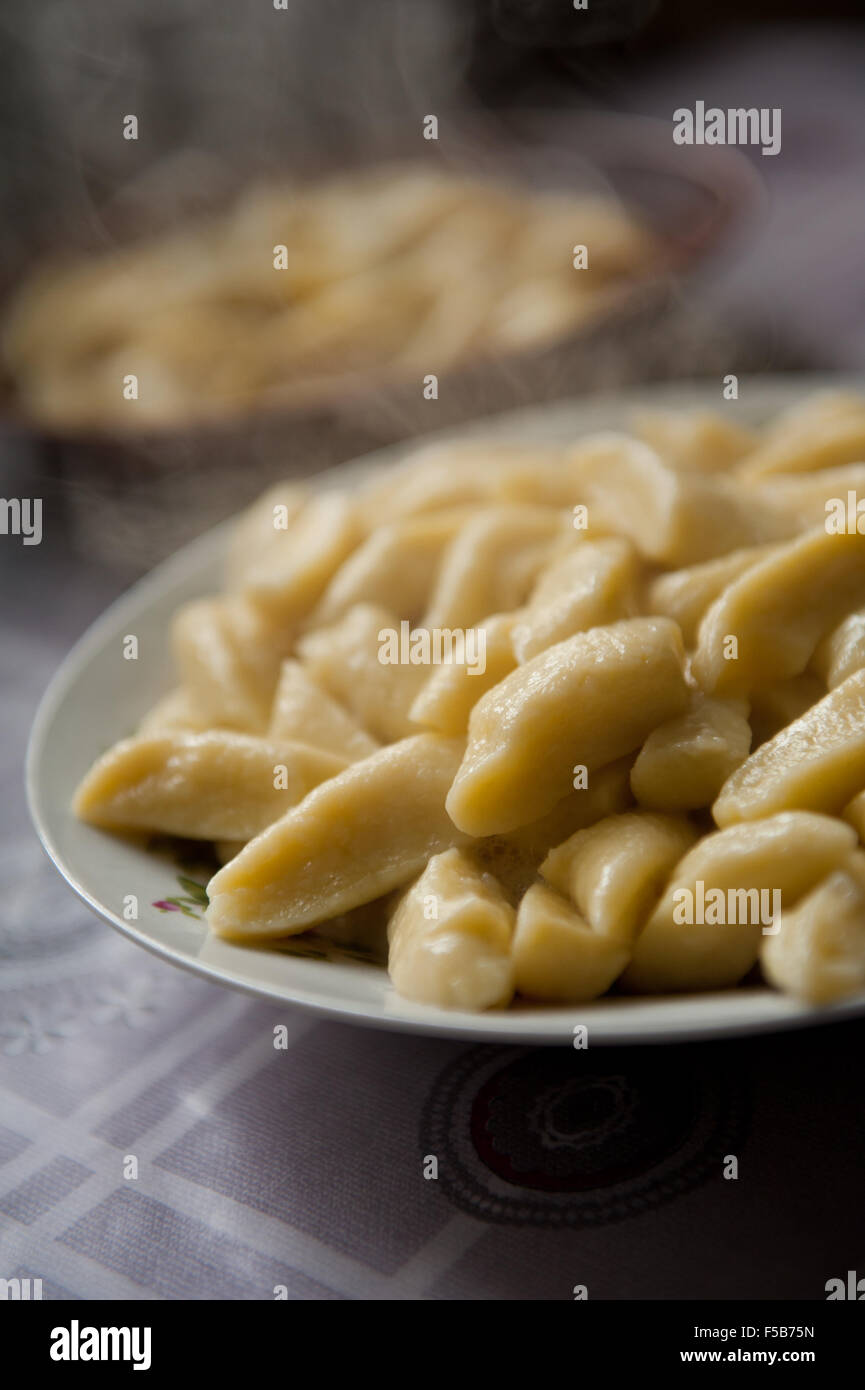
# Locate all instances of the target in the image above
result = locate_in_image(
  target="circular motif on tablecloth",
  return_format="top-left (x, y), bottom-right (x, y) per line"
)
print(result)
top-left (421, 1045), bottom-right (750, 1227)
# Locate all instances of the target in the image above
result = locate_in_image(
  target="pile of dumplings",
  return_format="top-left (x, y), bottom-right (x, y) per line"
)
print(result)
top-left (2, 166), bottom-right (652, 430)
top-left (75, 391), bottom-right (865, 1010)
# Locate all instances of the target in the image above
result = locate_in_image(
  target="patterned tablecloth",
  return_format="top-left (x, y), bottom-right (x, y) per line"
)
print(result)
top-left (1, 421), bottom-right (865, 1303)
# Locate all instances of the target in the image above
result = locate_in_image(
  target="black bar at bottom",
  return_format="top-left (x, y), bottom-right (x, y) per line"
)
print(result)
top-left (8, 1297), bottom-right (862, 1374)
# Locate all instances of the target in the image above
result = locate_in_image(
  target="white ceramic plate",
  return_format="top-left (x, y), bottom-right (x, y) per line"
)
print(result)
top-left (27, 376), bottom-right (865, 1044)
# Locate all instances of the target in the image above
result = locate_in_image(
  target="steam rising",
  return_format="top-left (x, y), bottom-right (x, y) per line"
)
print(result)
top-left (0, 0), bottom-right (473, 268)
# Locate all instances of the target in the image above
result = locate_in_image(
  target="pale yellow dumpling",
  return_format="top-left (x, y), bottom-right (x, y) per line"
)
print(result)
top-left (408, 613), bottom-right (518, 736)
top-left (761, 852), bottom-right (865, 1004)
top-left (268, 659), bottom-right (379, 761)
top-left (622, 812), bottom-right (857, 992)
top-left (74, 731), bottom-right (346, 841)
top-left (297, 603), bottom-right (428, 743)
top-left (206, 733), bottom-right (466, 937)
top-left (714, 669), bottom-right (865, 825)
top-left (541, 809), bottom-right (697, 943)
top-left (691, 528), bottom-right (865, 697)
top-left (510, 537), bottom-right (639, 662)
top-left (387, 848), bottom-right (515, 1010)
top-left (512, 883), bottom-right (630, 1002)
top-left (630, 697), bottom-right (751, 811)
top-left (446, 617), bottom-right (690, 836)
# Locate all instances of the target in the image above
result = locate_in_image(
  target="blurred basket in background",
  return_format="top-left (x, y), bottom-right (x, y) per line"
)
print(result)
top-left (1, 111), bottom-right (766, 573)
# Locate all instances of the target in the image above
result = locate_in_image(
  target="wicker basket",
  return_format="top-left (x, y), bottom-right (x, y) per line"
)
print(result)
top-left (4, 112), bottom-right (765, 574)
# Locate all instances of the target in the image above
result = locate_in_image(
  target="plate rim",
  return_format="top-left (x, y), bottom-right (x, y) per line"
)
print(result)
top-left (26, 373), bottom-right (865, 1045)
